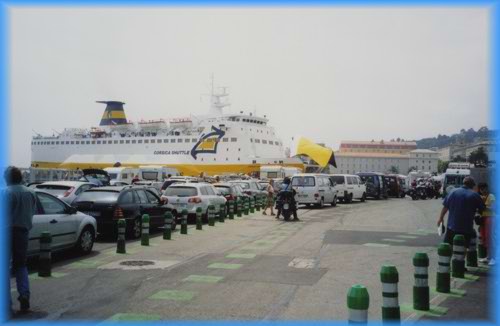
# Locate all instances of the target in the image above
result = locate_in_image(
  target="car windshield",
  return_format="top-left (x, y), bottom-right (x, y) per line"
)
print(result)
top-left (236, 182), bottom-right (250, 189)
top-left (359, 175), bottom-right (375, 183)
top-left (445, 175), bottom-right (466, 186)
top-left (214, 186), bottom-right (231, 195)
top-left (142, 171), bottom-right (159, 181)
top-left (36, 185), bottom-right (71, 196)
top-left (75, 191), bottom-right (120, 203)
top-left (108, 173), bottom-right (118, 179)
top-left (330, 176), bottom-right (345, 185)
top-left (164, 187), bottom-right (198, 197)
top-left (292, 176), bottom-right (315, 187)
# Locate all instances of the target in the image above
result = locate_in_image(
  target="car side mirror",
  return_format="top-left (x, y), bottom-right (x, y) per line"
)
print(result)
top-left (67, 206), bottom-right (78, 215)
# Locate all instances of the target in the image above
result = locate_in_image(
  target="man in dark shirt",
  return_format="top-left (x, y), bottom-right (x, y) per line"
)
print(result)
top-left (4, 166), bottom-right (37, 315)
top-left (437, 176), bottom-right (485, 247)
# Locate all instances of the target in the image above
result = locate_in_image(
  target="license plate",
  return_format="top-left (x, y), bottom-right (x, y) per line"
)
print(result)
top-left (283, 203), bottom-right (289, 209)
top-left (298, 194), bottom-right (307, 198)
top-left (83, 211), bottom-right (101, 217)
top-left (174, 203), bottom-right (187, 208)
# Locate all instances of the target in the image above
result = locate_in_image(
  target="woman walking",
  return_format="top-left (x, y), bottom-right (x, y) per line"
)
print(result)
top-left (262, 179), bottom-right (275, 216)
top-left (478, 183), bottom-right (495, 266)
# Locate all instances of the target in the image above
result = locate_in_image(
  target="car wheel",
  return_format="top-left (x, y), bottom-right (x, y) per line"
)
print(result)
top-left (346, 194), bottom-right (352, 203)
top-left (128, 217), bottom-right (142, 239)
top-left (331, 196), bottom-right (337, 207)
top-left (305, 203), bottom-right (311, 207)
top-left (316, 198), bottom-right (324, 208)
top-left (76, 226), bottom-right (95, 255)
top-left (361, 193), bottom-right (366, 202)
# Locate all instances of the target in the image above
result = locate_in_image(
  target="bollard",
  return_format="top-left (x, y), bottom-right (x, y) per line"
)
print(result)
top-left (236, 198), bottom-right (242, 217)
top-left (141, 214), bottom-right (150, 246)
top-left (436, 243), bottom-right (452, 293)
top-left (38, 231), bottom-right (52, 277)
top-left (116, 219), bottom-right (126, 253)
top-left (347, 284), bottom-right (369, 324)
top-left (255, 195), bottom-right (261, 211)
top-left (467, 230), bottom-right (478, 268)
top-left (163, 212), bottom-right (173, 240)
top-left (228, 199), bottom-right (235, 220)
top-left (452, 234), bottom-right (466, 278)
top-left (244, 197), bottom-right (249, 216)
top-left (250, 197), bottom-right (255, 213)
top-left (380, 265), bottom-right (400, 322)
top-left (219, 204), bottom-right (226, 223)
top-left (181, 209), bottom-right (188, 235)
top-left (413, 252), bottom-right (430, 311)
top-left (478, 227), bottom-right (487, 259)
top-left (196, 207), bottom-right (203, 230)
top-left (208, 205), bottom-right (215, 226)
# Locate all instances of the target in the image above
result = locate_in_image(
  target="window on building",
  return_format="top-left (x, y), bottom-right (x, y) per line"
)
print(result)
top-left (151, 139), bottom-right (156, 143)
top-left (178, 139), bottom-right (183, 143)
top-left (171, 139), bottom-right (175, 143)
top-left (113, 140), bottom-right (118, 144)
top-left (157, 139), bottom-right (162, 143)
top-left (138, 140), bottom-right (143, 144)
top-left (231, 138), bottom-right (237, 142)
top-left (120, 140), bottom-right (124, 144)
top-left (144, 139), bottom-right (149, 144)
top-left (132, 140), bottom-right (136, 144)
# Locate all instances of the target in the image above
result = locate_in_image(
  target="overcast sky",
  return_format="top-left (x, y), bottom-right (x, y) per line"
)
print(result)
top-left (9, 6), bottom-right (491, 167)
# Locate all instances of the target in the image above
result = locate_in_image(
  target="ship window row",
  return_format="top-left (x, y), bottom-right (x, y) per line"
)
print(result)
top-left (33, 138), bottom-right (213, 145)
top-left (227, 117), bottom-right (266, 125)
top-left (250, 139), bottom-right (281, 146)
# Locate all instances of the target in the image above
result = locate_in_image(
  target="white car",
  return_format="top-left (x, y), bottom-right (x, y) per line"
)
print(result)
top-left (291, 174), bottom-right (338, 208)
top-left (28, 190), bottom-right (97, 256)
top-left (161, 183), bottom-right (226, 222)
top-left (35, 181), bottom-right (95, 205)
top-left (329, 174), bottom-right (367, 203)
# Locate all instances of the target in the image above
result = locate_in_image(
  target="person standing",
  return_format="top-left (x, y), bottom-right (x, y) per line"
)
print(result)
top-left (4, 166), bottom-right (37, 314)
top-left (262, 179), bottom-right (275, 216)
top-left (478, 183), bottom-right (495, 266)
top-left (437, 176), bottom-right (485, 248)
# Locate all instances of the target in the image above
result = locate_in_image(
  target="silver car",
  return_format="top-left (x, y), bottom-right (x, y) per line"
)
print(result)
top-left (35, 181), bottom-right (95, 205)
top-left (29, 190), bottom-right (97, 256)
top-left (161, 183), bottom-right (226, 222)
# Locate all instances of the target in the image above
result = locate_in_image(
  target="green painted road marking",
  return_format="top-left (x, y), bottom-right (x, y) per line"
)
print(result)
top-left (108, 313), bottom-right (161, 321)
top-left (150, 290), bottom-right (195, 301)
top-left (67, 260), bottom-right (103, 269)
top-left (226, 253), bottom-right (256, 259)
top-left (382, 238), bottom-right (406, 243)
top-left (29, 272), bottom-right (67, 280)
top-left (464, 274), bottom-right (480, 282)
top-left (400, 303), bottom-right (448, 317)
top-left (183, 275), bottom-right (224, 283)
top-left (363, 243), bottom-right (390, 248)
top-left (396, 235), bottom-right (418, 239)
top-left (431, 287), bottom-right (466, 298)
top-left (208, 263), bottom-right (243, 270)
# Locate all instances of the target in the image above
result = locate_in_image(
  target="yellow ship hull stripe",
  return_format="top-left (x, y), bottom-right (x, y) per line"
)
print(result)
top-left (101, 111), bottom-right (126, 119)
top-left (31, 161), bottom-right (305, 176)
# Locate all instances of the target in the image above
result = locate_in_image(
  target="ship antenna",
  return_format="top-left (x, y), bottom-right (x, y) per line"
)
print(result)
top-left (32, 129), bottom-right (42, 137)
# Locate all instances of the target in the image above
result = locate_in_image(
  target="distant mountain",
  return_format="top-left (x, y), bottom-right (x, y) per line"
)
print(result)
top-left (416, 127), bottom-right (495, 149)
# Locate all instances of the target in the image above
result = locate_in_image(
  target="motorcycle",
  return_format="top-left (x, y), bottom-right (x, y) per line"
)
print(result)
top-left (408, 185), bottom-right (427, 200)
top-left (276, 190), bottom-right (297, 221)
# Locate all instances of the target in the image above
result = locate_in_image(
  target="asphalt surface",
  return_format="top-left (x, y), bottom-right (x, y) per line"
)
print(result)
top-left (10, 197), bottom-right (492, 321)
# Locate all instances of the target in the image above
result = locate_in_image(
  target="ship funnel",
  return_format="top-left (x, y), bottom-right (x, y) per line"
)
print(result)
top-left (97, 101), bottom-right (127, 126)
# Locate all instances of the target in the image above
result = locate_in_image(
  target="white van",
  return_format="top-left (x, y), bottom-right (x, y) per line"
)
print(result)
top-left (291, 174), bottom-right (338, 208)
top-left (329, 174), bottom-right (367, 203)
top-left (138, 166), bottom-right (179, 181)
top-left (104, 167), bottom-right (139, 185)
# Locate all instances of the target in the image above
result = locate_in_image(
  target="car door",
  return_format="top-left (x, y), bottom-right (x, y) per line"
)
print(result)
top-left (135, 189), bottom-right (154, 220)
top-left (118, 190), bottom-right (139, 220)
top-left (346, 176), bottom-right (355, 197)
top-left (37, 192), bottom-right (78, 249)
top-left (27, 197), bottom-right (50, 255)
top-left (144, 190), bottom-right (164, 226)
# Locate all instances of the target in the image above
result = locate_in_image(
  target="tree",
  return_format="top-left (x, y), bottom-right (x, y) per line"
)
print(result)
top-left (389, 166), bottom-right (399, 174)
top-left (452, 155), bottom-right (465, 162)
top-left (408, 166), bottom-right (417, 173)
top-left (438, 160), bottom-right (449, 173)
top-left (468, 147), bottom-right (489, 166)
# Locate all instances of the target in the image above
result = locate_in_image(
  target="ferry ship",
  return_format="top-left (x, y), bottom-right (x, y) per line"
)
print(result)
top-left (31, 83), bottom-right (304, 176)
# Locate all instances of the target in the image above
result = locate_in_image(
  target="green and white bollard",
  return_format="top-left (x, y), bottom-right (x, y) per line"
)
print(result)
top-left (117, 219), bottom-right (126, 253)
top-left (452, 234), bottom-right (466, 278)
top-left (219, 204), bottom-right (226, 223)
top-left (141, 214), bottom-right (150, 246)
top-left (347, 284), bottom-right (369, 324)
top-left (38, 231), bottom-right (52, 277)
top-left (181, 209), bottom-right (188, 235)
top-left (208, 205), bottom-right (215, 226)
top-left (163, 212), bottom-right (173, 240)
top-left (255, 195), bottom-right (261, 211)
top-left (244, 197), bottom-right (249, 216)
top-left (413, 252), bottom-right (430, 311)
top-left (196, 207), bottom-right (203, 230)
top-left (467, 231), bottom-right (478, 268)
top-left (436, 243), bottom-right (452, 293)
top-left (236, 198), bottom-right (242, 217)
top-left (250, 197), bottom-right (255, 213)
top-left (228, 199), bottom-right (235, 220)
top-left (380, 265), bottom-right (400, 322)
top-left (478, 228), bottom-right (487, 259)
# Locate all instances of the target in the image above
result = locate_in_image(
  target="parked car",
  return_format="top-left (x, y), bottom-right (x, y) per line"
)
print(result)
top-left (161, 183), bottom-right (226, 222)
top-left (29, 190), bottom-right (97, 256)
top-left (213, 182), bottom-right (250, 211)
top-left (385, 174), bottom-right (405, 198)
top-left (356, 172), bottom-right (388, 199)
top-left (228, 179), bottom-right (266, 201)
top-left (34, 181), bottom-right (95, 205)
top-left (72, 186), bottom-right (177, 238)
top-left (161, 177), bottom-right (199, 191)
top-left (329, 174), bottom-right (367, 203)
top-left (79, 168), bottom-right (111, 186)
top-left (291, 174), bottom-right (338, 208)
top-left (110, 180), bottom-right (129, 186)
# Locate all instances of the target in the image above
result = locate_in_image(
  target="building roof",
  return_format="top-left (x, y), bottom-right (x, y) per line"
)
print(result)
top-left (335, 152), bottom-right (408, 158)
top-left (340, 140), bottom-right (417, 146)
top-left (410, 149), bottom-right (438, 154)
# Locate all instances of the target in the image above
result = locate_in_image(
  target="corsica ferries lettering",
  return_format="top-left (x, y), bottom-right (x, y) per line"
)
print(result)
top-left (152, 126), bottom-right (226, 159)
